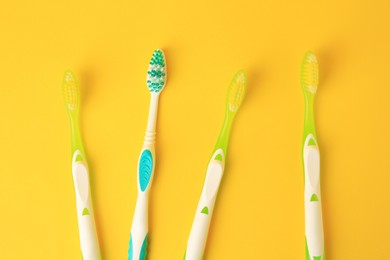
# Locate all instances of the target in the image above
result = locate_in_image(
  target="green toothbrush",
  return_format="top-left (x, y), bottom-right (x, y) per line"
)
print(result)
top-left (184, 71), bottom-right (246, 260)
top-left (63, 70), bottom-right (101, 260)
top-left (301, 51), bottom-right (325, 260)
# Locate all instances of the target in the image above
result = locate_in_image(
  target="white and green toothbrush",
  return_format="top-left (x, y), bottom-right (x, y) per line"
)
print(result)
top-left (128, 49), bottom-right (167, 260)
top-left (184, 71), bottom-right (246, 260)
top-left (301, 51), bottom-right (325, 260)
top-left (63, 70), bottom-right (101, 260)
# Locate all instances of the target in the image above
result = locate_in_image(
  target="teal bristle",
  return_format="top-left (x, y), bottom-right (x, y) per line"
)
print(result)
top-left (146, 50), bottom-right (166, 93)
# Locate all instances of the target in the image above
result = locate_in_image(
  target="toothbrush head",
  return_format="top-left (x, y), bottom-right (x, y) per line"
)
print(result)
top-left (227, 70), bottom-right (246, 113)
top-left (301, 51), bottom-right (319, 94)
top-left (146, 49), bottom-right (166, 93)
top-left (63, 70), bottom-right (79, 112)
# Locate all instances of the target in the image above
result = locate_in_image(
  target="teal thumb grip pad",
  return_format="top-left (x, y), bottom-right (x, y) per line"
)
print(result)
top-left (139, 150), bottom-right (153, 192)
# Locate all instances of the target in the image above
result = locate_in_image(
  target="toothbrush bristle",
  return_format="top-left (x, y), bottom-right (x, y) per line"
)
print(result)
top-left (146, 49), bottom-right (166, 93)
top-left (301, 51), bottom-right (319, 94)
top-left (63, 70), bottom-right (79, 110)
top-left (227, 70), bottom-right (246, 112)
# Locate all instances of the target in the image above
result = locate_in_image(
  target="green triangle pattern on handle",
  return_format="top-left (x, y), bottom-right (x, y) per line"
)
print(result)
top-left (310, 194), bottom-right (319, 202)
top-left (214, 154), bottom-right (223, 161)
top-left (201, 207), bottom-right (209, 214)
top-left (82, 208), bottom-right (90, 216)
top-left (308, 138), bottom-right (317, 146)
top-left (76, 154), bottom-right (84, 162)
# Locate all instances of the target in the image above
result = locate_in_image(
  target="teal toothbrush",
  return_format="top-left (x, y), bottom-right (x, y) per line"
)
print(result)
top-left (184, 71), bottom-right (246, 260)
top-left (128, 50), bottom-right (167, 260)
top-left (63, 70), bottom-right (101, 260)
top-left (301, 51), bottom-right (325, 260)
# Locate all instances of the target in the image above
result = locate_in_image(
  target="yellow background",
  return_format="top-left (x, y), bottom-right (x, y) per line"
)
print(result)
top-left (0, 0), bottom-right (389, 259)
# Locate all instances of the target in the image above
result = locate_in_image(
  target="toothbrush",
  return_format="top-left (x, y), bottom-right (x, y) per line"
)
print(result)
top-left (62, 70), bottom-right (101, 260)
top-left (184, 71), bottom-right (246, 260)
top-left (128, 49), bottom-right (167, 260)
top-left (301, 52), bottom-right (325, 260)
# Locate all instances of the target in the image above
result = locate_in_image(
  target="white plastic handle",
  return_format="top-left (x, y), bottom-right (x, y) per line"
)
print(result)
top-left (185, 150), bottom-right (224, 260)
top-left (129, 142), bottom-right (155, 259)
top-left (303, 134), bottom-right (324, 259)
top-left (130, 191), bottom-right (149, 260)
top-left (72, 150), bottom-right (101, 260)
top-left (129, 93), bottom-right (159, 260)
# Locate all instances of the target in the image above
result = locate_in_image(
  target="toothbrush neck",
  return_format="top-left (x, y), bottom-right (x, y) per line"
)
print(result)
top-left (304, 93), bottom-right (317, 138)
top-left (214, 112), bottom-right (234, 155)
top-left (146, 93), bottom-right (159, 133)
top-left (70, 115), bottom-right (85, 156)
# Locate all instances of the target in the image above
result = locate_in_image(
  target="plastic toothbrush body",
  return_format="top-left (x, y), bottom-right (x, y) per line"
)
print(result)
top-left (128, 50), bottom-right (166, 260)
top-left (301, 52), bottom-right (325, 260)
top-left (184, 71), bottom-right (246, 260)
top-left (63, 70), bottom-right (101, 260)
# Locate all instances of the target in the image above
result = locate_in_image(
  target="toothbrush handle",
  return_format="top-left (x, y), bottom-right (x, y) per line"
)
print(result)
top-left (129, 192), bottom-right (150, 260)
top-left (185, 195), bottom-right (216, 260)
top-left (75, 197), bottom-right (101, 260)
top-left (185, 159), bottom-right (224, 260)
top-left (304, 185), bottom-right (325, 260)
top-left (303, 136), bottom-right (325, 260)
top-left (72, 152), bottom-right (101, 260)
top-left (129, 140), bottom-right (155, 260)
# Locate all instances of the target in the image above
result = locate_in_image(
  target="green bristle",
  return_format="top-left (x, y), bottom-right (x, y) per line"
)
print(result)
top-left (146, 50), bottom-right (166, 93)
